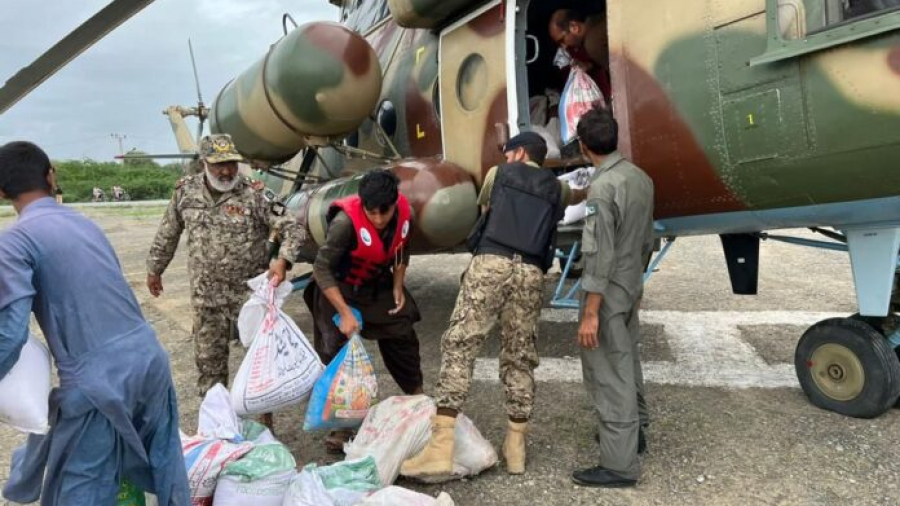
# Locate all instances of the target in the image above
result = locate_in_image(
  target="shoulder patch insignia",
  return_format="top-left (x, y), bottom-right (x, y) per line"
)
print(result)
top-left (585, 203), bottom-right (598, 217)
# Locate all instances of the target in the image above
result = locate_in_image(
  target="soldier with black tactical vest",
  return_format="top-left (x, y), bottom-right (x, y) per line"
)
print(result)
top-left (145, 134), bottom-right (303, 414)
top-left (402, 132), bottom-right (585, 478)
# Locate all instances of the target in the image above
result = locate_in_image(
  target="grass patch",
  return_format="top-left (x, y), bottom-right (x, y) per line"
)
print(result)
top-left (54, 160), bottom-right (182, 202)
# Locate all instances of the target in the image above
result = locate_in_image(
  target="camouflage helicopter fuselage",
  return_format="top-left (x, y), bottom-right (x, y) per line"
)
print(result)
top-left (202, 0), bottom-right (900, 419)
top-left (210, 0), bottom-right (900, 270)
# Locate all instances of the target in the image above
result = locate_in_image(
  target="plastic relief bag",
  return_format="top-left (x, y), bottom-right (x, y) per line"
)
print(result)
top-left (303, 334), bottom-right (377, 432)
top-left (349, 396), bottom-right (498, 484)
top-left (557, 167), bottom-right (596, 224)
top-left (358, 487), bottom-right (455, 506)
top-left (238, 273), bottom-right (293, 347)
top-left (344, 395), bottom-right (436, 486)
top-left (559, 66), bottom-right (603, 144)
top-left (282, 457), bottom-right (382, 506)
top-left (0, 335), bottom-right (51, 434)
top-left (182, 435), bottom-right (253, 506)
top-left (232, 281), bottom-right (323, 416)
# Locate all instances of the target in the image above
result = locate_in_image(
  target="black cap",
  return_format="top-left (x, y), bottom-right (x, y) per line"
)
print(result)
top-left (503, 131), bottom-right (547, 153)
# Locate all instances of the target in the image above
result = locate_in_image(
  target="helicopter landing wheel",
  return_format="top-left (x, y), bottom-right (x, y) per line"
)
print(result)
top-left (795, 317), bottom-right (900, 418)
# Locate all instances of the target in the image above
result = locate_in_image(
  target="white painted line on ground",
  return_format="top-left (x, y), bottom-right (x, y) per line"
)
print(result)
top-left (473, 310), bottom-right (846, 389)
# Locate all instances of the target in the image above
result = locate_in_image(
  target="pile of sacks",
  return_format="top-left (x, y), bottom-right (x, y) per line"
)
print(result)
top-left (183, 387), bottom-right (463, 505)
top-left (181, 275), bottom-right (478, 505)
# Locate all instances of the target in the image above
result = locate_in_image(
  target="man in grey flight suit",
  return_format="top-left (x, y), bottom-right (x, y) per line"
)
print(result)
top-left (572, 109), bottom-right (655, 487)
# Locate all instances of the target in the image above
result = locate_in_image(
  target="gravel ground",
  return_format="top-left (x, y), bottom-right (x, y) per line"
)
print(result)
top-left (1, 205), bottom-right (898, 506)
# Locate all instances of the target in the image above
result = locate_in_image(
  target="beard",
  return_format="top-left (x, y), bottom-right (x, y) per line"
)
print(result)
top-left (205, 167), bottom-right (239, 192)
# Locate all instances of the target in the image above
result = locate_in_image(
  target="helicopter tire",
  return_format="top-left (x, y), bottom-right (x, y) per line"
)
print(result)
top-left (795, 317), bottom-right (900, 418)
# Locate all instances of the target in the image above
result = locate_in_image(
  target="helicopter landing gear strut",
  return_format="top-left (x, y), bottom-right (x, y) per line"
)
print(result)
top-left (794, 226), bottom-right (900, 418)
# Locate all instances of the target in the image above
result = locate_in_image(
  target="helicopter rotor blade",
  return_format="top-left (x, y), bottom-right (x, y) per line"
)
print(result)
top-left (0, 0), bottom-right (156, 115)
top-left (188, 39), bottom-right (206, 143)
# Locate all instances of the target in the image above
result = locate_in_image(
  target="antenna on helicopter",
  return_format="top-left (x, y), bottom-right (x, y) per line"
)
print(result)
top-left (188, 39), bottom-right (207, 144)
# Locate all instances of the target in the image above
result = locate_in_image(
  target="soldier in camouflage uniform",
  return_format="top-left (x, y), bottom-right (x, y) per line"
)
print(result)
top-left (146, 134), bottom-right (303, 402)
top-left (402, 133), bottom-right (585, 478)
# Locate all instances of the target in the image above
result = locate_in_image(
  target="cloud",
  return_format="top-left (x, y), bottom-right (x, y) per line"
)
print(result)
top-left (0, 0), bottom-right (337, 161)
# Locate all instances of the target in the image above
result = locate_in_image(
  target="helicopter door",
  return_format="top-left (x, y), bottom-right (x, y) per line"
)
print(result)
top-left (439, 0), bottom-right (516, 184)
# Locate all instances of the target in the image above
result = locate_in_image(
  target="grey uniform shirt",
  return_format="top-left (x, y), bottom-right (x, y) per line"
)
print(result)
top-left (580, 151), bottom-right (655, 306)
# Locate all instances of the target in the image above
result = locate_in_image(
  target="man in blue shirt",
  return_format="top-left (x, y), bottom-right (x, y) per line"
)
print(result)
top-left (0, 141), bottom-right (189, 505)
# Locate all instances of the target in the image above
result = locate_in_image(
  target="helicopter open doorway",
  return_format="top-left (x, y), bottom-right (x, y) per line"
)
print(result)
top-left (514, 0), bottom-right (609, 166)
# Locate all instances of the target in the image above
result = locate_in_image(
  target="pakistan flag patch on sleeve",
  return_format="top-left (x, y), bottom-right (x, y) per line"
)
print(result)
top-left (585, 203), bottom-right (599, 217)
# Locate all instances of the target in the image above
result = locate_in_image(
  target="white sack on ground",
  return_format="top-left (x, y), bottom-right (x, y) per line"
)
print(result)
top-left (357, 487), bottom-right (455, 505)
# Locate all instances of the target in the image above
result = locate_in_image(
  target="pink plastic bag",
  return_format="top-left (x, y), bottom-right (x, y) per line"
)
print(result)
top-left (559, 66), bottom-right (603, 144)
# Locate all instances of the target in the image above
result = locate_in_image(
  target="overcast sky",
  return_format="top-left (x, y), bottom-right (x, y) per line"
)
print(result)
top-left (0, 0), bottom-right (337, 161)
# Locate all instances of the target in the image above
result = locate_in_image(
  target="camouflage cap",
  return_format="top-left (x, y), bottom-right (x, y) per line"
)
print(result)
top-left (199, 134), bottom-right (243, 163)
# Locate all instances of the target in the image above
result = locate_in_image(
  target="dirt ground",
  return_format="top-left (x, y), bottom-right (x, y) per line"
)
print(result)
top-left (1, 205), bottom-right (898, 506)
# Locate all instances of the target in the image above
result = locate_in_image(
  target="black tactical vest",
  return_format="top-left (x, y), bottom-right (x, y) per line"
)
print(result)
top-left (476, 162), bottom-right (562, 271)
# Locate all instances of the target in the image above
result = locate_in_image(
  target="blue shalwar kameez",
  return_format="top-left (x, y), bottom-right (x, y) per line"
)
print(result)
top-left (0, 198), bottom-right (189, 505)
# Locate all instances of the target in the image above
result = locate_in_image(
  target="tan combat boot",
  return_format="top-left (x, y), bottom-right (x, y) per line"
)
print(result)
top-left (503, 420), bottom-right (528, 474)
top-left (400, 415), bottom-right (456, 477)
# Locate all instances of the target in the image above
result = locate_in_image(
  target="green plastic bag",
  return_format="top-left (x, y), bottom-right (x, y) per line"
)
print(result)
top-left (221, 443), bottom-right (297, 481)
top-left (117, 480), bottom-right (145, 506)
top-left (241, 419), bottom-right (270, 442)
top-left (306, 455), bottom-right (381, 492)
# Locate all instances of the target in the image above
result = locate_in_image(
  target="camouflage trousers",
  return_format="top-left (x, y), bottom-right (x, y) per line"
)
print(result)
top-left (435, 254), bottom-right (544, 420)
top-left (192, 303), bottom-right (240, 397)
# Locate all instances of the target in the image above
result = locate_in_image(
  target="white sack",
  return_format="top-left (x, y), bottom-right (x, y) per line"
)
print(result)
top-left (344, 395), bottom-right (435, 486)
top-left (238, 274), bottom-right (293, 347)
top-left (197, 384), bottom-right (241, 440)
top-left (231, 290), bottom-right (324, 415)
top-left (0, 335), bottom-right (50, 434)
top-left (182, 436), bottom-right (253, 506)
top-left (358, 487), bottom-right (455, 506)
top-left (358, 396), bottom-right (497, 484)
top-left (213, 470), bottom-right (296, 506)
top-left (281, 470), bottom-right (333, 506)
top-left (557, 167), bottom-right (596, 225)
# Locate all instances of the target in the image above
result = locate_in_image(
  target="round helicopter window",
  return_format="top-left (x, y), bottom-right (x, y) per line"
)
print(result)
top-left (376, 100), bottom-right (397, 137)
top-left (456, 53), bottom-right (488, 112)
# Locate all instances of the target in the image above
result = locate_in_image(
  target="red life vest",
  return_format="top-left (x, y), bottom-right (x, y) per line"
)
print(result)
top-left (329, 193), bottom-right (412, 286)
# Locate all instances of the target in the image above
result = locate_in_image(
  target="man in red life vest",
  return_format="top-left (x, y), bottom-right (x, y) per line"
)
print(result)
top-left (303, 169), bottom-right (423, 453)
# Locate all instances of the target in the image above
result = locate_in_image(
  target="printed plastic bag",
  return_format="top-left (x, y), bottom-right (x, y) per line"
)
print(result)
top-left (557, 167), bottom-right (596, 224)
top-left (117, 480), bottom-right (146, 506)
top-left (0, 335), bottom-right (50, 434)
top-left (238, 274), bottom-right (294, 347)
top-left (214, 470), bottom-right (295, 506)
top-left (198, 384), bottom-right (242, 440)
top-left (350, 395), bottom-right (498, 485)
top-left (182, 435), bottom-right (254, 506)
top-left (358, 487), bottom-right (455, 506)
top-left (559, 66), bottom-right (603, 144)
top-left (303, 334), bottom-right (377, 431)
top-left (220, 443), bottom-right (296, 481)
top-left (232, 282), bottom-right (323, 415)
top-left (344, 395), bottom-right (436, 486)
top-left (283, 457), bottom-right (382, 506)
top-left (241, 419), bottom-right (278, 445)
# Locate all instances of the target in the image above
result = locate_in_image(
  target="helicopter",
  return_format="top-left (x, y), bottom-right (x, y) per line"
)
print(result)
top-left (2, 0), bottom-right (900, 419)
